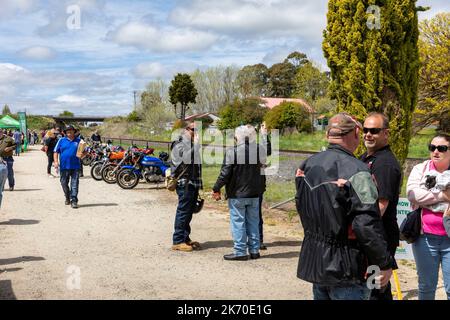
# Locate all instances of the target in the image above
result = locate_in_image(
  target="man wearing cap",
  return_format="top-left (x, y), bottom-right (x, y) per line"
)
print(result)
top-left (53, 125), bottom-right (82, 209)
top-left (295, 112), bottom-right (393, 300)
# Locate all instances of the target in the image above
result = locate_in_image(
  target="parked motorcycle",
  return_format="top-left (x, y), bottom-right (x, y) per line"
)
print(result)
top-left (116, 151), bottom-right (170, 189)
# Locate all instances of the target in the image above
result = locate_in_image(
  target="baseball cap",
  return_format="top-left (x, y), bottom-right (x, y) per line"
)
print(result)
top-left (63, 124), bottom-right (77, 133)
top-left (327, 113), bottom-right (362, 137)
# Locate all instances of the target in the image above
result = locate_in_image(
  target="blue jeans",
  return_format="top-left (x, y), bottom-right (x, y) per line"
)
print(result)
top-left (60, 169), bottom-right (80, 202)
top-left (228, 198), bottom-right (260, 256)
top-left (313, 283), bottom-right (371, 300)
top-left (2, 156), bottom-right (14, 188)
top-left (259, 195), bottom-right (264, 242)
top-left (15, 144), bottom-right (21, 156)
top-left (173, 184), bottom-right (199, 245)
top-left (412, 234), bottom-right (450, 300)
top-left (0, 163), bottom-right (7, 208)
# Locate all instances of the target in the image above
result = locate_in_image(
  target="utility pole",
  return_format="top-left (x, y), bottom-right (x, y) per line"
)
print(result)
top-left (133, 91), bottom-right (137, 110)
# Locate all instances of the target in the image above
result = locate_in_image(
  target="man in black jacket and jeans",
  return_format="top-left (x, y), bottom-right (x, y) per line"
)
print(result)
top-left (170, 121), bottom-right (203, 252)
top-left (213, 125), bottom-right (267, 261)
top-left (295, 113), bottom-right (393, 300)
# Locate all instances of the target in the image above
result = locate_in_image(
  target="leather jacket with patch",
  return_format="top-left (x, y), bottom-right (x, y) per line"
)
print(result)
top-left (295, 144), bottom-right (393, 286)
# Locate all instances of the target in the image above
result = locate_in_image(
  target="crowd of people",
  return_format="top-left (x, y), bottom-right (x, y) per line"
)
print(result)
top-left (169, 114), bottom-right (450, 301)
top-left (0, 117), bottom-right (448, 300)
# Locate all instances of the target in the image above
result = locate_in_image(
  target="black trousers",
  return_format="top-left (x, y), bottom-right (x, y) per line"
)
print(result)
top-left (47, 153), bottom-right (54, 174)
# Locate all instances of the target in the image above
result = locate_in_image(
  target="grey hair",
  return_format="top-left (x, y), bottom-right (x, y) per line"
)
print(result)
top-left (235, 125), bottom-right (257, 144)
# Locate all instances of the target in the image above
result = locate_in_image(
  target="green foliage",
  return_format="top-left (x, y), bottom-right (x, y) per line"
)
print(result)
top-left (415, 13), bottom-right (450, 133)
top-left (267, 62), bottom-right (296, 97)
top-left (127, 110), bottom-right (141, 122)
top-left (169, 73), bottom-right (198, 120)
top-left (323, 0), bottom-right (420, 164)
top-left (217, 98), bottom-right (267, 130)
top-left (264, 101), bottom-right (312, 133)
top-left (284, 51), bottom-right (309, 69)
top-left (26, 115), bottom-right (55, 130)
top-left (59, 110), bottom-right (74, 117)
top-left (138, 80), bottom-right (174, 131)
top-left (293, 62), bottom-right (330, 102)
top-left (2, 104), bottom-right (11, 115)
top-left (236, 63), bottom-right (269, 97)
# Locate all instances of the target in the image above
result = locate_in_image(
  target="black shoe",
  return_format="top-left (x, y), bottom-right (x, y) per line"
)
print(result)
top-left (223, 254), bottom-right (248, 261)
top-left (250, 253), bottom-right (260, 259)
top-left (9, 187), bottom-right (14, 191)
top-left (260, 243), bottom-right (267, 250)
top-left (65, 199), bottom-right (71, 205)
top-left (71, 202), bottom-right (78, 209)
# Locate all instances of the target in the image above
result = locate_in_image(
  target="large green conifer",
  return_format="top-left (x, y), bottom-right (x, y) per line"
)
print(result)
top-left (323, 0), bottom-right (423, 163)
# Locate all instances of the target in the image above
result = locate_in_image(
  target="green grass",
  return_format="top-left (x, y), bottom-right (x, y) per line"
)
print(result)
top-left (277, 129), bottom-right (435, 159)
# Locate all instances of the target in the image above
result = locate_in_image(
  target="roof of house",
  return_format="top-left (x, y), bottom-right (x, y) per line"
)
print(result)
top-left (184, 112), bottom-right (220, 121)
top-left (259, 97), bottom-right (314, 113)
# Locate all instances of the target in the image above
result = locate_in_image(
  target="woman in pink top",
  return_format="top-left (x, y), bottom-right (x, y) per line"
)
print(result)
top-left (407, 134), bottom-right (450, 300)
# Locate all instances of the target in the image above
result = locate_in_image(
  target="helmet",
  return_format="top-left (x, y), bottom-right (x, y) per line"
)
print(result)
top-left (159, 151), bottom-right (169, 162)
top-left (193, 196), bottom-right (204, 214)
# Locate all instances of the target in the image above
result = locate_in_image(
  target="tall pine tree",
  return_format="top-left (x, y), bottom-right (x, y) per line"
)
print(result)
top-left (323, 0), bottom-right (423, 163)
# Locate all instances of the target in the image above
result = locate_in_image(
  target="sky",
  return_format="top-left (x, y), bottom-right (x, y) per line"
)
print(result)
top-left (0, 0), bottom-right (449, 116)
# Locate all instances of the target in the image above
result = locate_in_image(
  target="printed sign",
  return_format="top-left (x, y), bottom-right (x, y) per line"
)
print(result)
top-left (18, 112), bottom-right (28, 151)
top-left (395, 198), bottom-right (415, 260)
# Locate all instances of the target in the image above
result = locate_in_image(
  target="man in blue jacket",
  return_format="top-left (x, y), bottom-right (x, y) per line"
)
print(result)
top-left (53, 125), bottom-right (82, 209)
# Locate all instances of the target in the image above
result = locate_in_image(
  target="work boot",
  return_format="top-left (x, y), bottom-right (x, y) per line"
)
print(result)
top-left (171, 243), bottom-right (193, 252)
top-left (186, 240), bottom-right (201, 250)
top-left (65, 198), bottom-right (71, 205)
top-left (71, 201), bottom-right (78, 209)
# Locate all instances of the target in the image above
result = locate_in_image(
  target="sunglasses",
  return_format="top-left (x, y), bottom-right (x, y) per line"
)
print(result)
top-left (428, 144), bottom-right (449, 153)
top-left (363, 127), bottom-right (385, 134)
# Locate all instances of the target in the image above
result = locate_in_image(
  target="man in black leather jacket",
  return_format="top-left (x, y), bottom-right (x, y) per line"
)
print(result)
top-left (295, 113), bottom-right (393, 300)
top-left (213, 125), bottom-right (267, 261)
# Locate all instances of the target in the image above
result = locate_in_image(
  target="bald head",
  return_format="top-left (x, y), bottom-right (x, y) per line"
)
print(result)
top-left (363, 113), bottom-right (389, 155)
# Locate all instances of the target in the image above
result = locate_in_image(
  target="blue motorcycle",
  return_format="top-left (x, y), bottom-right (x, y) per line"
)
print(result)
top-left (116, 151), bottom-right (170, 189)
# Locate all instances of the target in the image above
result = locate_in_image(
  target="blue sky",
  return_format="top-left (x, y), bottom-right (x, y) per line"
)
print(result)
top-left (0, 0), bottom-right (449, 116)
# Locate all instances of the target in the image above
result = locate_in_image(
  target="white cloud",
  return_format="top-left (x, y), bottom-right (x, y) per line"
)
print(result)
top-left (169, 0), bottom-right (327, 41)
top-left (108, 21), bottom-right (218, 52)
top-left (54, 95), bottom-right (87, 104)
top-left (18, 46), bottom-right (56, 60)
top-left (0, 0), bottom-right (36, 18)
top-left (132, 62), bottom-right (166, 79)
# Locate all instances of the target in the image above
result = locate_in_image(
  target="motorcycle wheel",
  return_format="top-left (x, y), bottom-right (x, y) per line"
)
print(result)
top-left (90, 162), bottom-right (103, 181)
top-left (81, 156), bottom-right (92, 166)
top-left (117, 169), bottom-right (139, 189)
top-left (102, 164), bottom-right (118, 184)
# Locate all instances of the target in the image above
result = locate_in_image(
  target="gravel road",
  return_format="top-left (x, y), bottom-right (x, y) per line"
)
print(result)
top-left (0, 146), bottom-right (446, 300)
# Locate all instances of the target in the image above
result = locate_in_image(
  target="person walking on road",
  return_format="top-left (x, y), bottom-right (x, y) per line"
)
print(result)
top-left (53, 125), bottom-right (82, 209)
top-left (0, 130), bottom-right (16, 195)
top-left (295, 113), bottom-right (393, 300)
top-left (13, 129), bottom-right (21, 156)
top-left (44, 129), bottom-right (59, 177)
